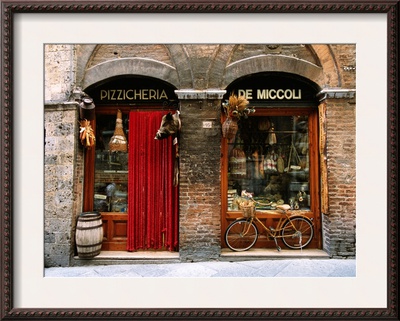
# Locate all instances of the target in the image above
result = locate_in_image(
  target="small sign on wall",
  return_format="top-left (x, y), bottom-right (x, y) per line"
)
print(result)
top-left (202, 121), bottom-right (213, 129)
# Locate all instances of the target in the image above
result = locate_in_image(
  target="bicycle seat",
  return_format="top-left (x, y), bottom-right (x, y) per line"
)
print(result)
top-left (276, 204), bottom-right (291, 211)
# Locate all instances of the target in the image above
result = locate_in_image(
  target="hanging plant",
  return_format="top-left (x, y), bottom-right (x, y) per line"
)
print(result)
top-left (222, 93), bottom-right (255, 120)
top-left (221, 93), bottom-right (255, 139)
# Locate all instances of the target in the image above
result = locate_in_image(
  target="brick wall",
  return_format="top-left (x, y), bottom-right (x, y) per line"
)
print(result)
top-left (330, 44), bottom-right (357, 88)
top-left (323, 98), bottom-right (356, 258)
top-left (178, 98), bottom-right (223, 261)
top-left (86, 44), bottom-right (173, 69)
top-left (229, 44), bottom-right (319, 66)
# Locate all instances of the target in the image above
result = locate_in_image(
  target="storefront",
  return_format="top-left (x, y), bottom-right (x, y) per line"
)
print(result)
top-left (44, 44), bottom-right (356, 267)
top-left (81, 72), bottom-right (324, 254)
top-left (221, 72), bottom-right (322, 249)
top-left (83, 76), bottom-right (180, 252)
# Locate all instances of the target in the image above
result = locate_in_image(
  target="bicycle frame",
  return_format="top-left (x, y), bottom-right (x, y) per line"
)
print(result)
top-left (239, 208), bottom-right (313, 250)
top-left (256, 211), bottom-right (295, 237)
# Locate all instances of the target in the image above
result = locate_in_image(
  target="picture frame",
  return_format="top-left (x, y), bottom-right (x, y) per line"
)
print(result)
top-left (1, 0), bottom-right (398, 320)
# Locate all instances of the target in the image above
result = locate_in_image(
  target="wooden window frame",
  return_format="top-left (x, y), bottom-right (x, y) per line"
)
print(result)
top-left (221, 107), bottom-right (322, 249)
top-left (82, 106), bottom-right (133, 212)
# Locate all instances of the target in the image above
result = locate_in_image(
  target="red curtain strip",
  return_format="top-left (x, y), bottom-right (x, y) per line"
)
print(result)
top-left (127, 111), bottom-right (179, 251)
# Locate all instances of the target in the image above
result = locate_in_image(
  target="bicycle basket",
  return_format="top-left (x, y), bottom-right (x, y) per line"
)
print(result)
top-left (240, 204), bottom-right (256, 218)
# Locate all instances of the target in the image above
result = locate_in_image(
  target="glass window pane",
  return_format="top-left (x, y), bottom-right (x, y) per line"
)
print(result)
top-left (227, 115), bottom-right (310, 211)
top-left (94, 113), bottom-right (129, 213)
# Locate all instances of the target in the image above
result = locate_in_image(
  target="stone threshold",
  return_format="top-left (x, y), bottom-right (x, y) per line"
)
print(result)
top-left (73, 250), bottom-right (180, 266)
top-left (220, 248), bottom-right (330, 261)
top-left (73, 249), bottom-right (329, 266)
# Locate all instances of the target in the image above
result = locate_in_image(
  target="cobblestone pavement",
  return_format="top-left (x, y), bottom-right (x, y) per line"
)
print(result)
top-left (45, 258), bottom-right (356, 278)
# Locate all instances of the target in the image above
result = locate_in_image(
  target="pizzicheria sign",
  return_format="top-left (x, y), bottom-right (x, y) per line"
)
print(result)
top-left (85, 77), bottom-right (177, 104)
top-left (99, 88), bottom-right (170, 101)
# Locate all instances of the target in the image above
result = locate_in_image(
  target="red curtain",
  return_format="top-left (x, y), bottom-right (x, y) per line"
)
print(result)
top-left (127, 111), bottom-right (179, 251)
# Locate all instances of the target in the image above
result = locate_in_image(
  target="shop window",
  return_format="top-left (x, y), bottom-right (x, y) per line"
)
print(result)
top-left (226, 112), bottom-right (313, 212)
top-left (93, 113), bottom-right (129, 213)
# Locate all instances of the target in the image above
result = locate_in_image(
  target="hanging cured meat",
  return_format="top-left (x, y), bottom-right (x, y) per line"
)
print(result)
top-left (109, 109), bottom-right (127, 152)
top-left (252, 150), bottom-right (262, 179)
top-left (277, 155), bottom-right (285, 173)
top-left (267, 123), bottom-right (277, 145)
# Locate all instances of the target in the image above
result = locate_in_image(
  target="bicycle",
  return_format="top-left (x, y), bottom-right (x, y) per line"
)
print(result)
top-left (224, 199), bottom-right (314, 252)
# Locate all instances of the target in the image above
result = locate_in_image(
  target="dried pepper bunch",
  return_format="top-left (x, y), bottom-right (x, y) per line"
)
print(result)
top-left (79, 119), bottom-right (96, 148)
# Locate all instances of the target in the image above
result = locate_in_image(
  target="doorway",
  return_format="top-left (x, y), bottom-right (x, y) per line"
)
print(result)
top-left (127, 111), bottom-right (179, 251)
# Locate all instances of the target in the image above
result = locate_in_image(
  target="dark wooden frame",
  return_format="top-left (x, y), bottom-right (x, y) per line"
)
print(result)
top-left (1, 1), bottom-right (398, 320)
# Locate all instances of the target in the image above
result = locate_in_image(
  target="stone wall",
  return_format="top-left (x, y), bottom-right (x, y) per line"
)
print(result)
top-left (44, 104), bottom-right (81, 267)
top-left (45, 45), bottom-right (76, 103)
top-left (44, 44), bottom-right (80, 267)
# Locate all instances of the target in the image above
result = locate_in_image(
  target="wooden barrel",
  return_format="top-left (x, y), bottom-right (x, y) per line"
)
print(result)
top-left (75, 212), bottom-right (103, 258)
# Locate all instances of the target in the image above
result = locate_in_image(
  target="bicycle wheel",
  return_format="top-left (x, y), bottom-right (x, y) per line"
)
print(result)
top-left (281, 217), bottom-right (314, 249)
top-left (225, 219), bottom-right (258, 251)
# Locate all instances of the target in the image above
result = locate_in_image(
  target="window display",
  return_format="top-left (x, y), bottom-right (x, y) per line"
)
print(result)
top-left (227, 115), bottom-right (310, 211)
top-left (93, 113), bottom-right (129, 213)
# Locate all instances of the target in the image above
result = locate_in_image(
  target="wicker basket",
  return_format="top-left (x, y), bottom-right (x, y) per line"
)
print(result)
top-left (222, 117), bottom-right (238, 140)
top-left (109, 109), bottom-right (127, 152)
top-left (240, 204), bottom-right (256, 218)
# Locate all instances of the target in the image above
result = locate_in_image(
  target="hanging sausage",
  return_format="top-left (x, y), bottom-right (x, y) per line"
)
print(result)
top-left (109, 109), bottom-right (128, 152)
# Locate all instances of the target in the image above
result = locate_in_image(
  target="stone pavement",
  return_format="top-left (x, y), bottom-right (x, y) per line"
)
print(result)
top-left (45, 258), bottom-right (356, 278)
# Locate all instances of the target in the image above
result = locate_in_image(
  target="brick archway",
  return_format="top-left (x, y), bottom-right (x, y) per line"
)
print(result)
top-left (222, 55), bottom-right (324, 89)
top-left (79, 44), bottom-right (194, 90)
top-left (310, 44), bottom-right (341, 87)
top-left (207, 44), bottom-right (340, 89)
top-left (82, 57), bottom-right (180, 89)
